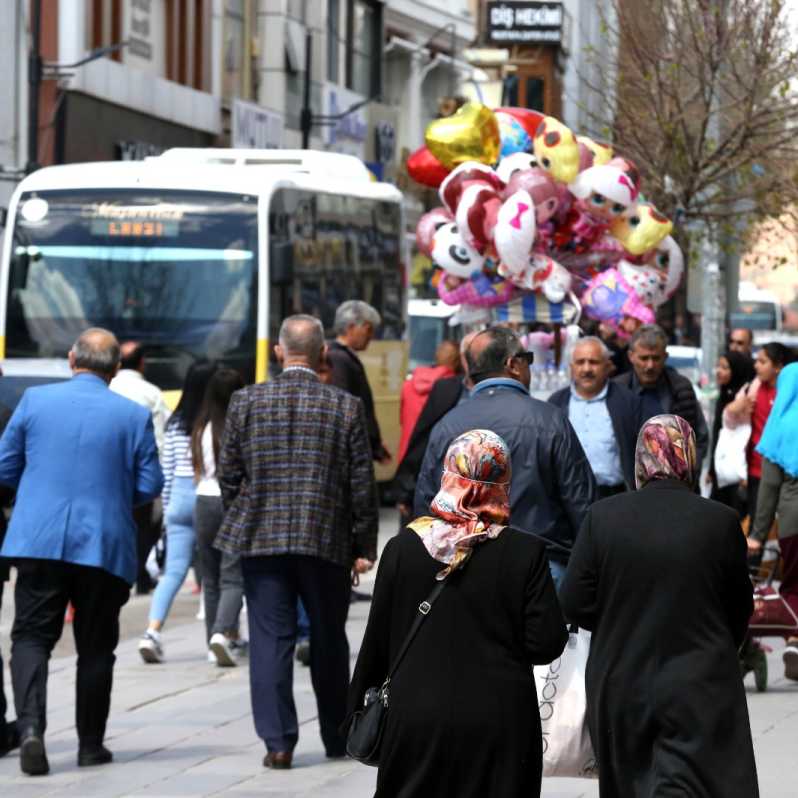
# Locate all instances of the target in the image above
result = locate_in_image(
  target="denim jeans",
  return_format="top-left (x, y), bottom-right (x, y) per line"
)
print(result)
top-left (149, 477), bottom-right (196, 624)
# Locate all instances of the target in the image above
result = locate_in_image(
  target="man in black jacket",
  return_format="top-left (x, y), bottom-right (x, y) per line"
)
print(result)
top-left (327, 300), bottom-right (390, 463)
top-left (614, 324), bottom-right (709, 463)
top-left (549, 337), bottom-right (643, 497)
top-left (414, 327), bottom-right (596, 588)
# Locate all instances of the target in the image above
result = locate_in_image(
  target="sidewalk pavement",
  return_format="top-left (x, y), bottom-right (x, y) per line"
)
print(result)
top-left (1, 509), bottom-right (797, 796)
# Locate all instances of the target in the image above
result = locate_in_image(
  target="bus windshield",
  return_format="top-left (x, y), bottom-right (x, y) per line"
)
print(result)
top-left (8, 189), bottom-right (258, 388)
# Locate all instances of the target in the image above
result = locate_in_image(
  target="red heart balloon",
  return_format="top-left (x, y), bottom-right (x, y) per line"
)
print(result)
top-left (494, 107), bottom-right (545, 140)
top-left (407, 146), bottom-right (451, 188)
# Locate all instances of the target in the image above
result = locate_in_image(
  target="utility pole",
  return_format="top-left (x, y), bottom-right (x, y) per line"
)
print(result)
top-left (27, 0), bottom-right (42, 173)
top-left (300, 30), bottom-right (312, 149)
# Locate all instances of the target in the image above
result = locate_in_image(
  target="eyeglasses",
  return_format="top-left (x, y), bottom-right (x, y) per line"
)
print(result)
top-left (511, 351), bottom-right (535, 365)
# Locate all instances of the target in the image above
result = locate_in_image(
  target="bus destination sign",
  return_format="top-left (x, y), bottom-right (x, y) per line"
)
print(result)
top-left (90, 220), bottom-right (179, 237)
top-left (486, 2), bottom-right (564, 44)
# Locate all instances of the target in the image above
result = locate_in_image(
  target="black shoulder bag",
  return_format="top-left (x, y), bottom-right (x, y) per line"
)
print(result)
top-left (346, 580), bottom-right (446, 766)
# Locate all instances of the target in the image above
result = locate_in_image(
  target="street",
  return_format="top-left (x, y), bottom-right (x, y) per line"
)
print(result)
top-left (1, 507), bottom-right (797, 797)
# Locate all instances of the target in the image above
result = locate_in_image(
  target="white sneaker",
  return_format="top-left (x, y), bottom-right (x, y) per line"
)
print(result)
top-left (207, 649), bottom-right (217, 664)
top-left (138, 631), bottom-right (164, 664)
top-left (209, 633), bottom-right (237, 667)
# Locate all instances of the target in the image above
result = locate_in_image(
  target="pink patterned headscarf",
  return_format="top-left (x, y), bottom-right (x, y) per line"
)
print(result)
top-left (408, 429), bottom-right (510, 580)
top-left (634, 414), bottom-right (697, 489)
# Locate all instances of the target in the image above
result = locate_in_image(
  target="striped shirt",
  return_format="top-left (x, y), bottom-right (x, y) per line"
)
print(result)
top-left (161, 421), bottom-right (194, 509)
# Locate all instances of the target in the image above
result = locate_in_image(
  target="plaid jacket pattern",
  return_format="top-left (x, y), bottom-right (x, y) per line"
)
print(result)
top-left (216, 369), bottom-right (378, 566)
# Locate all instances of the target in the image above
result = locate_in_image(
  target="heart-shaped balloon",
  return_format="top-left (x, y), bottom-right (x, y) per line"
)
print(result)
top-left (425, 103), bottom-right (501, 169)
top-left (406, 146), bottom-right (451, 188)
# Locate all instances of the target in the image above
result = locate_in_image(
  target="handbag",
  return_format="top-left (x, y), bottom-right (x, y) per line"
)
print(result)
top-left (346, 580), bottom-right (446, 766)
top-left (534, 626), bottom-right (598, 779)
top-left (715, 422), bottom-right (751, 488)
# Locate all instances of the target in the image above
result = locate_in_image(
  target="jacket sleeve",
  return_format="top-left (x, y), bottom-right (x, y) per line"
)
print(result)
top-left (218, 391), bottom-right (247, 510)
top-left (349, 398), bottom-right (379, 561)
top-left (558, 509), bottom-right (600, 629)
top-left (0, 393), bottom-right (28, 490)
top-left (723, 515), bottom-right (755, 648)
top-left (346, 535), bottom-right (398, 722)
top-left (551, 414), bottom-right (597, 541)
top-left (750, 457), bottom-right (782, 542)
top-left (134, 414), bottom-right (165, 506)
top-left (523, 543), bottom-right (569, 664)
top-left (412, 418), bottom-right (450, 517)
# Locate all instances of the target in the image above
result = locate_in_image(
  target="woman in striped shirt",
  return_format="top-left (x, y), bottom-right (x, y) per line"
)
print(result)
top-left (139, 361), bottom-right (217, 664)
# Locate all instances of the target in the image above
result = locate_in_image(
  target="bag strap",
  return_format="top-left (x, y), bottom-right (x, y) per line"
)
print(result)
top-left (385, 580), bottom-right (447, 684)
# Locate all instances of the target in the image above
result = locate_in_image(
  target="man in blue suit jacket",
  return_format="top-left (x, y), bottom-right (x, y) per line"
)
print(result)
top-left (0, 328), bottom-right (163, 776)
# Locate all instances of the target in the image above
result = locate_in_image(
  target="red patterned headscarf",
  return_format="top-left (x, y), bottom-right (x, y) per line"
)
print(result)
top-left (634, 414), bottom-right (697, 489)
top-left (408, 429), bottom-right (510, 580)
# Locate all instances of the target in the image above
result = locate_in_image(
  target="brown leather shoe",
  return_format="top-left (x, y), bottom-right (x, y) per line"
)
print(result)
top-left (263, 751), bottom-right (292, 769)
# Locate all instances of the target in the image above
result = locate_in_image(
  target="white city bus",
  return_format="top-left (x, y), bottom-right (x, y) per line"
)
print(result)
top-left (0, 149), bottom-right (407, 479)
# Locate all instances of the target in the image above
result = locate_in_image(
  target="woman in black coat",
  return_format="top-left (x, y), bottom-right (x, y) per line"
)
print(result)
top-left (560, 414), bottom-right (758, 798)
top-left (348, 429), bottom-right (567, 798)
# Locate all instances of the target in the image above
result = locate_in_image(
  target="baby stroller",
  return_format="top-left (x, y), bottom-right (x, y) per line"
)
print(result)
top-left (740, 542), bottom-right (798, 692)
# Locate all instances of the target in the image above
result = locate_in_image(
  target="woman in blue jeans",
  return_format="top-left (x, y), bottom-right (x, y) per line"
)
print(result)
top-left (139, 361), bottom-right (217, 664)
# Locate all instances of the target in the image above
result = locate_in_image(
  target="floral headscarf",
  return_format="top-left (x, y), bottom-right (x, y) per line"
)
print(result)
top-left (408, 429), bottom-right (510, 580)
top-left (634, 414), bottom-right (697, 489)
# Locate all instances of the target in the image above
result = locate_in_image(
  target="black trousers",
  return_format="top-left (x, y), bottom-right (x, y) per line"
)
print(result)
top-left (0, 579), bottom-right (11, 743)
top-left (134, 500), bottom-right (161, 593)
top-left (10, 559), bottom-right (129, 745)
top-left (241, 554), bottom-right (350, 756)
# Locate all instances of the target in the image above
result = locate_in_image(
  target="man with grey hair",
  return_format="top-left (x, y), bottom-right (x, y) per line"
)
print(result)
top-left (217, 314), bottom-right (377, 769)
top-left (0, 327), bottom-right (163, 775)
top-left (328, 300), bottom-right (390, 462)
top-left (415, 326), bottom-right (596, 589)
top-left (549, 336), bottom-right (643, 497)
top-left (615, 324), bottom-right (709, 463)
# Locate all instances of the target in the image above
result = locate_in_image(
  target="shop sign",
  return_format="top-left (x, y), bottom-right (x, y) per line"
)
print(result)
top-left (123, 0), bottom-right (166, 75)
top-left (231, 99), bottom-right (284, 149)
top-left (487, 2), bottom-right (564, 44)
top-left (322, 84), bottom-right (368, 159)
top-left (116, 140), bottom-right (164, 160)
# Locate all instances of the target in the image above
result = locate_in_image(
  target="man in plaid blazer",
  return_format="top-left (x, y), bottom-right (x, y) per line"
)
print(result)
top-left (217, 314), bottom-right (378, 769)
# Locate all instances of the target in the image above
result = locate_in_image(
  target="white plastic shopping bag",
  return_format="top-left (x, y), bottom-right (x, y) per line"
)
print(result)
top-left (715, 423), bottom-right (750, 488)
top-left (534, 627), bottom-right (598, 779)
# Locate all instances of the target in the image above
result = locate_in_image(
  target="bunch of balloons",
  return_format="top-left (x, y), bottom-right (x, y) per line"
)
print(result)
top-left (410, 102), bottom-right (683, 335)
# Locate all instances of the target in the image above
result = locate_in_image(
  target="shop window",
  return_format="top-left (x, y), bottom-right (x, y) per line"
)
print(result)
top-left (346, 0), bottom-right (382, 98)
top-left (223, 0), bottom-right (245, 100)
top-left (328, 0), bottom-right (341, 82)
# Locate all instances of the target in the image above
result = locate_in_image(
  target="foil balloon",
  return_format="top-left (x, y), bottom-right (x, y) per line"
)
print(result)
top-left (533, 117), bottom-right (580, 183)
top-left (439, 162), bottom-right (503, 215)
top-left (495, 110), bottom-right (533, 158)
top-left (500, 254), bottom-right (573, 303)
top-left (431, 222), bottom-right (486, 279)
top-left (505, 167), bottom-right (560, 225)
top-left (582, 268), bottom-right (655, 331)
top-left (494, 190), bottom-right (536, 276)
top-left (456, 184), bottom-right (502, 251)
top-left (406, 145), bottom-right (451, 188)
top-left (495, 152), bottom-right (538, 184)
top-left (493, 107), bottom-right (545, 139)
top-left (436, 269), bottom-right (517, 308)
top-left (415, 207), bottom-right (453, 258)
top-left (611, 203), bottom-right (673, 256)
top-left (577, 135), bottom-right (613, 166)
top-left (425, 102), bottom-right (501, 169)
top-left (619, 235), bottom-right (684, 308)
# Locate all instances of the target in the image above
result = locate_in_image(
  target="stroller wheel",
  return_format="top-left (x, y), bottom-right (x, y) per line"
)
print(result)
top-left (753, 648), bottom-right (768, 692)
